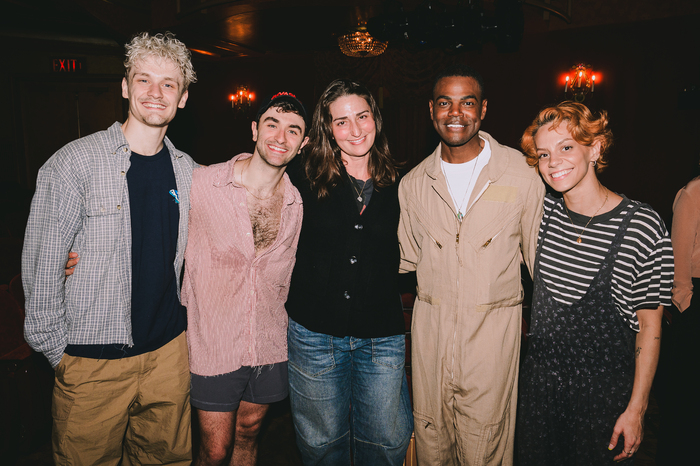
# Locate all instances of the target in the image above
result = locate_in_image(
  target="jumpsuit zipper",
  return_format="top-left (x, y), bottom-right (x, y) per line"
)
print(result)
top-left (450, 181), bottom-right (492, 380)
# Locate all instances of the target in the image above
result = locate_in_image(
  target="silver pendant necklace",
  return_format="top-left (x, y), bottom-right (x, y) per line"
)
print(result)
top-left (442, 154), bottom-right (480, 222)
top-left (349, 175), bottom-right (368, 203)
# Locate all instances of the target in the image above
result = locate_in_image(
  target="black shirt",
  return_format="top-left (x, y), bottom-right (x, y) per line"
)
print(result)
top-left (285, 159), bottom-right (406, 338)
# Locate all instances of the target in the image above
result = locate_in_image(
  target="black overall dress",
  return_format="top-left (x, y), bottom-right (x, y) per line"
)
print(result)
top-left (517, 202), bottom-right (640, 466)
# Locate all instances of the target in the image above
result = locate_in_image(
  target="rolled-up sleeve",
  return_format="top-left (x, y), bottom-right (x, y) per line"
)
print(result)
top-left (671, 185), bottom-right (700, 311)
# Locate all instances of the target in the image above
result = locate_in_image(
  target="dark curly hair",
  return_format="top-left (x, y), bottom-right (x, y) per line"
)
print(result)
top-left (432, 64), bottom-right (486, 100)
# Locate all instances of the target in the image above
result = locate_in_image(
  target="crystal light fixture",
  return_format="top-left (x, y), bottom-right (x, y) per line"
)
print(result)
top-left (338, 25), bottom-right (388, 58)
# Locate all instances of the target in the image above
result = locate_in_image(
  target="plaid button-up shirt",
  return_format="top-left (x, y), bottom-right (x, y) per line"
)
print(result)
top-left (22, 122), bottom-right (196, 368)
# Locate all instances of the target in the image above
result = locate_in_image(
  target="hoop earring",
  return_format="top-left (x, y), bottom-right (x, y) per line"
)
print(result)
top-left (592, 160), bottom-right (597, 167)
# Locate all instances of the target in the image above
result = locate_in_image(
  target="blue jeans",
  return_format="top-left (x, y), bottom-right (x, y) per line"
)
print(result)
top-left (288, 318), bottom-right (413, 466)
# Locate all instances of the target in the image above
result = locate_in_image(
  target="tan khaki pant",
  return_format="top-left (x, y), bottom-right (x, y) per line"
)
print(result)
top-left (411, 302), bottom-right (521, 466)
top-left (52, 332), bottom-right (192, 465)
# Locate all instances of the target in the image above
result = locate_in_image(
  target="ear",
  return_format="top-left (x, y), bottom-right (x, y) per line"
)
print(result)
top-left (590, 138), bottom-right (602, 163)
top-left (480, 99), bottom-right (488, 120)
top-left (298, 136), bottom-right (310, 154)
top-left (429, 100), bottom-right (435, 120)
top-left (251, 121), bottom-right (259, 142)
top-left (121, 77), bottom-right (129, 99)
top-left (177, 89), bottom-right (189, 109)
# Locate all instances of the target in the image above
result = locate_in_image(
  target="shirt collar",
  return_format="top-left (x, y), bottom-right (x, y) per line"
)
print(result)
top-left (106, 121), bottom-right (181, 160)
top-left (426, 131), bottom-right (504, 182)
top-left (213, 152), bottom-right (301, 207)
top-left (213, 153), bottom-right (252, 188)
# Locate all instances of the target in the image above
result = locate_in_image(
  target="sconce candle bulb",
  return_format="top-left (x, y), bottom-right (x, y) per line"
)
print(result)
top-left (229, 86), bottom-right (255, 115)
top-left (563, 64), bottom-right (595, 102)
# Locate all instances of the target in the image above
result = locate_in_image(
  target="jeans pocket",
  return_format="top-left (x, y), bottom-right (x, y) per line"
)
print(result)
top-left (371, 335), bottom-right (405, 370)
top-left (287, 319), bottom-right (336, 377)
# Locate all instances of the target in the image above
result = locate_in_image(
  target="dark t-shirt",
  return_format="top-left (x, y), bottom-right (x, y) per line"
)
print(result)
top-left (65, 145), bottom-right (186, 359)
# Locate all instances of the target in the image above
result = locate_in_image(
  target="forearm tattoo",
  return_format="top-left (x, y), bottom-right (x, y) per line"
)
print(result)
top-left (635, 347), bottom-right (642, 359)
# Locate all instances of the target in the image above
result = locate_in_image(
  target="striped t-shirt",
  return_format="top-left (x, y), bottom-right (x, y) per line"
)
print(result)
top-left (537, 194), bottom-right (674, 331)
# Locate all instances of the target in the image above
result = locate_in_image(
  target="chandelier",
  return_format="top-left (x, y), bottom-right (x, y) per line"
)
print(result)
top-left (564, 64), bottom-right (596, 102)
top-left (338, 26), bottom-right (388, 58)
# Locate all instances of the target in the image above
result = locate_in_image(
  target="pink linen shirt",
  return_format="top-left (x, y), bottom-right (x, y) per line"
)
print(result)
top-left (182, 153), bottom-right (303, 376)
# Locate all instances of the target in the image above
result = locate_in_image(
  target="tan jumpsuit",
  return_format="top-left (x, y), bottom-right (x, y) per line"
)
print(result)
top-left (398, 133), bottom-right (545, 466)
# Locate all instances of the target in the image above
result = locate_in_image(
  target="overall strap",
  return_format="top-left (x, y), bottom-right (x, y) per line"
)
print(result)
top-left (598, 201), bottom-right (642, 273)
top-left (532, 199), bottom-right (557, 279)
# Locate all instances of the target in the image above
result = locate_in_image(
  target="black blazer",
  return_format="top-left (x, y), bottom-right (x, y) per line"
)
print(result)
top-left (285, 160), bottom-right (405, 338)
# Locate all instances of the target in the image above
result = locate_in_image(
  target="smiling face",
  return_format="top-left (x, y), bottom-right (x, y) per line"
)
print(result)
top-left (535, 121), bottom-right (601, 196)
top-left (122, 55), bottom-right (188, 129)
top-left (252, 107), bottom-right (309, 168)
top-left (429, 76), bottom-right (487, 152)
top-left (329, 94), bottom-right (377, 162)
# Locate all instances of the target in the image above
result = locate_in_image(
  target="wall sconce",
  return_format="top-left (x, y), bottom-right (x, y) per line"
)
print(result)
top-left (229, 86), bottom-right (255, 114)
top-left (564, 64), bottom-right (596, 102)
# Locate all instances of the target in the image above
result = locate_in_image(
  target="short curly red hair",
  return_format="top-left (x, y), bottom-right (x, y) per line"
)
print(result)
top-left (521, 101), bottom-right (613, 173)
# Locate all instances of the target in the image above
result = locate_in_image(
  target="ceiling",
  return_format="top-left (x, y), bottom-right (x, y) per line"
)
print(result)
top-left (1, 0), bottom-right (699, 60)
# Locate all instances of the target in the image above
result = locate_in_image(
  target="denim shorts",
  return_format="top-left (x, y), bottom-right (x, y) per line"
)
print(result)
top-left (190, 363), bottom-right (288, 412)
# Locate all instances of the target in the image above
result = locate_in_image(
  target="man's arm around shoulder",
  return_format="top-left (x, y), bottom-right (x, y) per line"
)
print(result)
top-left (398, 176), bottom-right (420, 274)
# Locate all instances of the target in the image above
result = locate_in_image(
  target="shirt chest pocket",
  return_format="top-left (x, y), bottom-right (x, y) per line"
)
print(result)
top-left (82, 197), bottom-right (123, 252)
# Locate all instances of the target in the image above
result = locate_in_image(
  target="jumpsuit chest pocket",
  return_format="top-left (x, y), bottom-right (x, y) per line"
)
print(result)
top-left (467, 207), bottom-right (520, 252)
top-left (466, 204), bottom-right (523, 310)
top-left (409, 196), bottom-right (448, 252)
top-left (465, 184), bottom-right (519, 250)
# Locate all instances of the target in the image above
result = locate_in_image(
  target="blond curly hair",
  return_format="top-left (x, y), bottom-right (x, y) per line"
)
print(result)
top-left (124, 32), bottom-right (197, 90)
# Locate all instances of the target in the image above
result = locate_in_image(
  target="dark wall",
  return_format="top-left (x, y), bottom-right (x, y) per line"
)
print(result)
top-left (1, 37), bottom-right (124, 239)
top-left (5, 12), bottom-right (699, 235)
top-left (482, 15), bottom-right (700, 225)
top-left (167, 53), bottom-right (317, 166)
top-left (176, 13), bottom-right (700, 225)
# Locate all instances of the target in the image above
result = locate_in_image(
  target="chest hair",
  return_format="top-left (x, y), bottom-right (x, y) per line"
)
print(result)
top-left (247, 187), bottom-right (284, 256)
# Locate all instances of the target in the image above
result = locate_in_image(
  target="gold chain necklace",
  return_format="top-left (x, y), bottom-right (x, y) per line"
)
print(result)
top-left (240, 164), bottom-right (280, 201)
top-left (563, 189), bottom-right (609, 243)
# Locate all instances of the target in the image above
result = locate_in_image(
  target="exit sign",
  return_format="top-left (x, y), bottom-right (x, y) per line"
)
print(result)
top-left (52, 58), bottom-right (86, 73)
